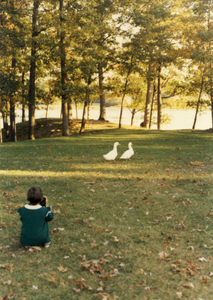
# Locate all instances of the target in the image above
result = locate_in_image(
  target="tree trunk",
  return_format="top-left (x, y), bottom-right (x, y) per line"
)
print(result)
top-left (192, 73), bottom-right (204, 129)
top-left (22, 104), bottom-right (26, 122)
top-left (21, 72), bottom-right (26, 122)
top-left (87, 102), bottom-right (90, 120)
top-left (46, 104), bottom-right (49, 119)
top-left (62, 101), bottom-right (69, 135)
top-left (28, 0), bottom-right (39, 140)
top-left (60, 0), bottom-right (69, 136)
top-left (9, 56), bottom-right (17, 142)
top-left (75, 102), bottom-right (78, 119)
top-left (80, 76), bottom-right (91, 133)
top-left (98, 65), bottom-right (106, 121)
top-left (119, 93), bottom-right (125, 129)
top-left (211, 93), bottom-right (213, 128)
top-left (80, 99), bottom-right (88, 133)
top-left (3, 110), bottom-right (9, 139)
top-left (119, 56), bottom-right (133, 128)
top-left (0, 113), bottom-right (2, 143)
top-left (144, 65), bottom-right (152, 128)
top-left (149, 81), bottom-right (156, 129)
top-left (9, 99), bottom-right (17, 142)
top-left (0, 127), bottom-right (2, 143)
top-left (157, 66), bottom-right (162, 130)
top-left (131, 109), bottom-right (136, 126)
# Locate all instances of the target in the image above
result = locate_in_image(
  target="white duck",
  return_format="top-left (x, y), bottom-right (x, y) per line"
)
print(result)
top-left (103, 142), bottom-right (120, 161)
top-left (120, 142), bottom-right (134, 160)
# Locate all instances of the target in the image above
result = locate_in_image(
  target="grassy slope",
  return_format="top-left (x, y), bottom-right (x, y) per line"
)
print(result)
top-left (0, 128), bottom-right (213, 299)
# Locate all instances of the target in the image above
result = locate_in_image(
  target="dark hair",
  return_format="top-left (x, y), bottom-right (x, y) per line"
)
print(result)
top-left (27, 186), bottom-right (43, 205)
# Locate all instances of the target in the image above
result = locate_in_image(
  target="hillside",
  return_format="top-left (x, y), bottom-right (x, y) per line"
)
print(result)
top-left (2, 118), bottom-right (139, 142)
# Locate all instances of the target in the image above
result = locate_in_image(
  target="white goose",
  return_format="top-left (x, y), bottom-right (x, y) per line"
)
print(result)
top-left (120, 142), bottom-right (134, 160)
top-left (103, 142), bottom-right (120, 161)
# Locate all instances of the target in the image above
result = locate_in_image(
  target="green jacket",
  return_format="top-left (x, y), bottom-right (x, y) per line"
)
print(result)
top-left (18, 204), bottom-right (54, 246)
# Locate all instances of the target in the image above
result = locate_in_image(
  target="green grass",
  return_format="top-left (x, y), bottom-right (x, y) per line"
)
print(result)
top-left (0, 128), bottom-right (213, 299)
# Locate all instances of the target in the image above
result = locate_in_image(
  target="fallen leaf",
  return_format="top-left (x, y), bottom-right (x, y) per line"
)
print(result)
top-left (190, 161), bottom-right (203, 166)
top-left (28, 246), bottom-right (42, 252)
top-left (73, 278), bottom-right (87, 290)
top-left (73, 287), bottom-right (81, 293)
top-left (32, 285), bottom-right (38, 290)
top-left (97, 292), bottom-right (110, 300)
top-left (113, 236), bottom-right (119, 243)
top-left (53, 228), bottom-right (64, 232)
top-left (38, 273), bottom-right (56, 284)
top-left (91, 240), bottom-right (98, 248)
top-left (187, 246), bottom-right (194, 251)
top-left (0, 263), bottom-right (14, 273)
top-left (3, 280), bottom-right (12, 285)
top-left (158, 252), bottom-right (170, 260)
top-left (57, 265), bottom-right (68, 273)
top-left (144, 286), bottom-right (154, 291)
top-left (183, 282), bottom-right (194, 289)
top-left (176, 291), bottom-right (182, 298)
top-left (199, 257), bottom-right (207, 262)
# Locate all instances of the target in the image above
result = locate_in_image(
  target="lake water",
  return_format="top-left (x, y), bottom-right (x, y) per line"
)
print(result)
top-left (0, 104), bottom-right (212, 130)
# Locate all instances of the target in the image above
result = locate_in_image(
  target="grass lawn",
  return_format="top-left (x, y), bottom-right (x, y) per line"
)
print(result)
top-left (0, 127), bottom-right (213, 300)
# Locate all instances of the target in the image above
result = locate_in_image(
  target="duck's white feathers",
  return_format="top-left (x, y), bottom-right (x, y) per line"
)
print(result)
top-left (120, 142), bottom-right (134, 159)
top-left (103, 142), bottom-right (120, 161)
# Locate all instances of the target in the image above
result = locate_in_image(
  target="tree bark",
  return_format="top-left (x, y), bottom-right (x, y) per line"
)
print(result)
top-left (157, 66), bottom-right (162, 130)
top-left (119, 93), bottom-right (126, 129)
top-left (119, 56), bottom-right (133, 129)
top-left (21, 71), bottom-right (26, 122)
top-left (9, 56), bottom-right (17, 142)
top-left (60, 0), bottom-right (69, 136)
top-left (28, 0), bottom-right (39, 140)
top-left (192, 73), bottom-right (204, 129)
top-left (98, 65), bottom-right (106, 121)
top-left (80, 76), bottom-right (91, 133)
top-left (149, 80), bottom-right (156, 129)
top-left (3, 110), bottom-right (9, 139)
top-left (144, 65), bottom-right (152, 128)
top-left (80, 98), bottom-right (89, 133)
top-left (131, 109), bottom-right (136, 126)
top-left (75, 102), bottom-right (78, 119)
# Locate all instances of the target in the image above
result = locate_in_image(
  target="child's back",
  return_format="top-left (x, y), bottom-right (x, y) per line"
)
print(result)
top-left (18, 186), bottom-right (54, 247)
top-left (18, 204), bottom-right (53, 246)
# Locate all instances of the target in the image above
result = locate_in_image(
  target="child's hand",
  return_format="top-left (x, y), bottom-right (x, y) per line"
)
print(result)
top-left (45, 196), bottom-right (49, 207)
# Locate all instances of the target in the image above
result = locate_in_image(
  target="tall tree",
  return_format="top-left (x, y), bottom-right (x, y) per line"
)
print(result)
top-left (28, 0), bottom-right (40, 140)
top-left (129, 0), bottom-right (180, 129)
top-left (181, 0), bottom-right (213, 128)
top-left (0, 0), bottom-right (28, 141)
top-left (59, 0), bottom-right (69, 136)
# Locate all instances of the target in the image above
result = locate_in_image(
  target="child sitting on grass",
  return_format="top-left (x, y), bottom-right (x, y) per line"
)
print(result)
top-left (18, 186), bottom-right (54, 248)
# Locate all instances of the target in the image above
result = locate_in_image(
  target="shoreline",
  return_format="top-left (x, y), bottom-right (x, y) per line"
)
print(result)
top-left (1, 105), bottom-right (212, 131)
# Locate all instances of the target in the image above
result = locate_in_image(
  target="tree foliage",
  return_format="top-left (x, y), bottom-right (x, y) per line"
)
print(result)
top-left (1, 0), bottom-right (213, 141)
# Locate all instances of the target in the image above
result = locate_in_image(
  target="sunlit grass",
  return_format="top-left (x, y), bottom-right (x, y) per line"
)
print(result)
top-left (0, 128), bottom-right (213, 299)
